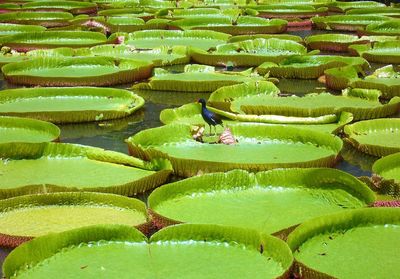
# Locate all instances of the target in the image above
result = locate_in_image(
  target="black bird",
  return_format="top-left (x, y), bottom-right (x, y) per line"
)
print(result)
top-left (198, 98), bottom-right (223, 136)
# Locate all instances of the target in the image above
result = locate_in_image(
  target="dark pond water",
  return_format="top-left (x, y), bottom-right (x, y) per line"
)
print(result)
top-left (1, 28), bottom-right (398, 275)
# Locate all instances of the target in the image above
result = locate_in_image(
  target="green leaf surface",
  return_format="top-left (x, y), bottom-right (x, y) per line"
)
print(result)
top-left (88, 44), bottom-right (189, 66)
top-left (190, 38), bottom-right (308, 66)
top-left (373, 152), bottom-right (400, 183)
top-left (122, 29), bottom-right (230, 50)
top-left (133, 64), bottom-right (263, 92)
top-left (149, 169), bottom-right (374, 234)
top-left (365, 20), bottom-right (400, 35)
top-left (3, 224), bottom-right (292, 279)
top-left (0, 142), bottom-right (172, 198)
top-left (287, 208), bottom-right (400, 279)
top-left (344, 118), bottom-right (400, 157)
top-left (0, 24), bottom-right (46, 37)
top-left (0, 116), bottom-right (59, 144)
top-left (2, 56), bottom-right (153, 86)
top-left (0, 192), bottom-right (147, 240)
top-left (257, 55), bottom-right (368, 79)
top-left (0, 87), bottom-right (144, 123)
top-left (126, 123), bottom-right (342, 177)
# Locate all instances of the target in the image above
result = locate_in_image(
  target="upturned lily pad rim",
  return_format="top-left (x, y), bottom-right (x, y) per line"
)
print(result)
top-left (0, 116), bottom-right (60, 143)
top-left (126, 123), bottom-right (343, 177)
top-left (0, 87), bottom-right (145, 123)
top-left (372, 152), bottom-right (400, 183)
top-left (0, 142), bottom-right (172, 198)
top-left (344, 118), bottom-right (400, 157)
top-left (148, 168), bottom-right (375, 234)
top-left (287, 208), bottom-right (400, 277)
top-left (0, 192), bottom-right (148, 248)
top-left (2, 56), bottom-right (153, 87)
top-left (3, 223), bottom-right (293, 279)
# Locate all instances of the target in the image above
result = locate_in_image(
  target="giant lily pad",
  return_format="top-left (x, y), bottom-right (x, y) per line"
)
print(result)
top-left (344, 118), bottom-right (400, 157)
top-left (2, 56), bottom-right (153, 86)
top-left (3, 224), bottom-right (293, 279)
top-left (350, 41), bottom-right (400, 64)
top-left (160, 102), bottom-right (353, 134)
top-left (325, 65), bottom-right (400, 98)
top-left (0, 12), bottom-right (74, 28)
top-left (133, 64), bottom-right (263, 92)
top-left (328, 1), bottom-right (386, 13)
top-left (0, 87), bottom-right (144, 123)
top-left (0, 192), bottom-right (149, 247)
top-left (0, 116), bottom-right (60, 144)
top-left (373, 152), bottom-right (400, 184)
top-left (156, 7), bottom-right (240, 19)
top-left (88, 44), bottom-right (189, 66)
top-left (220, 88), bottom-right (400, 121)
top-left (98, 7), bottom-right (154, 20)
top-left (248, 5), bottom-right (328, 19)
top-left (365, 20), bottom-right (400, 36)
top-left (311, 15), bottom-right (391, 31)
top-left (0, 23), bottom-right (46, 37)
top-left (0, 31), bottom-right (108, 51)
top-left (149, 169), bottom-right (374, 236)
top-left (190, 38), bottom-right (310, 66)
top-left (347, 7), bottom-right (400, 18)
top-left (256, 0), bottom-right (334, 7)
top-left (169, 16), bottom-right (287, 35)
top-left (228, 33), bottom-right (303, 43)
top-left (21, 1), bottom-right (98, 14)
top-left (305, 34), bottom-right (371, 52)
top-left (257, 55), bottom-right (368, 79)
top-left (287, 208), bottom-right (400, 279)
top-left (119, 29), bottom-right (230, 50)
top-left (126, 123), bottom-right (342, 177)
top-left (0, 142), bottom-right (172, 198)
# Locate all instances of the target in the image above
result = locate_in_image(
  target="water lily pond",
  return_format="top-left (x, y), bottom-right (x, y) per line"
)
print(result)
top-left (0, 1), bottom-right (400, 278)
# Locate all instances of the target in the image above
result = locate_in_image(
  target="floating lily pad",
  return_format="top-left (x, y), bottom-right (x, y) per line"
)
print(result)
top-left (257, 0), bottom-right (334, 7)
top-left (224, 88), bottom-right (400, 121)
top-left (344, 118), bottom-right (400, 157)
top-left (365, 20), bottom-right (400, 36)
top-left (119, 29), bottom-right (230, 50)
top-left (133, 64), bottom-right (263, 92)
top-left (287, 208), bottom-right (400, 279)
top-left (347, 7), bottom-right (400, 18)
top-left (305, 34), bottom-right (371, 52)
top-left (312, 15), bottom-right (391, 31)
top-left (373, 152), bottom-right (400, 184)
top-left (160, 102), bottom-right (353, 134)
top-left (0, 192), bottom-right (149, 247)
top-left (0, 31), bottom-right (108, 51)
top-left (328, 1), bottom-right (385, 13)
top-left (88, 44), bottom-right (189, 66)
top-left (249, 5), bottom-right (327, 19)
top-left (149, 169), bottom-right (374, 236)
top-left (2, 56), bottom-right (153, 86)
top-left (0, 116), bottom-right (60, 144)
top-left (3, 224), bottom-right (293, 279)
top-left (0, 23), bottom-right (46, 37)
top-left (156, 7), bottom-right (240, 19)
top-left (228, 33), bottom-right (303, 43)
top-left (0, 12), bottom-right (74, 28)
top-left (169, 16), bottom-right (287, 35)
top-left (0, 142), bottom-right (172, 198)
top-left (190, 38), bottom-right (310, 66)
top-left (21, 1), bottom-right (98, 14)
top-left (98, 7), bottom-right (154, 20)
top-left (0, 87), bottom-right (144, 123)
top-left (257, 55), bottom-right (368, 79)
top-left (326, 65), bottom-right (400, 98)
top-left (350, 41), bottom-right (400, 64)
top-left (126, 123), bottom-right (342, 177)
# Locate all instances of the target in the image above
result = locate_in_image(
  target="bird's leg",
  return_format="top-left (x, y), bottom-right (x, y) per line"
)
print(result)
top-left (208, 124), bottom-right (212, 137)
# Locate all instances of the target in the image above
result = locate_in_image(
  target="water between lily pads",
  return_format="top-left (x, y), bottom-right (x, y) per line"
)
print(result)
top-left (0, 29), bottom-right (398, 274)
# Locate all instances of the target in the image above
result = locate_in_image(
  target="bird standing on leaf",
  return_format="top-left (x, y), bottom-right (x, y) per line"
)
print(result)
top-left (198, 98), bottom-right (223, 136)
